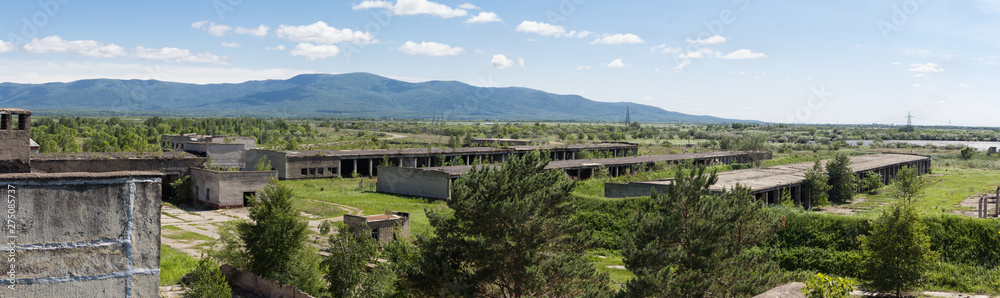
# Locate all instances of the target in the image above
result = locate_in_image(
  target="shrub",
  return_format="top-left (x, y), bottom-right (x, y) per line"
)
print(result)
top-left (802, 273), bottom-right (854, 298)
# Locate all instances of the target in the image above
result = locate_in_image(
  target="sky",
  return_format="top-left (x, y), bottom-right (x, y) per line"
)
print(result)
top-left (0, 0), bottom-right (998, 126)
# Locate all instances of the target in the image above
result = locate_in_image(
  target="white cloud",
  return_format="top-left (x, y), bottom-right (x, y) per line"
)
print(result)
top-left (465, 12), bottom-right (502, 24)
top-left (575, 66), bottom-right (591, 70)
top-left (290, 43), bottom-right (341, 60)
top-left (590, 33), bottom-right (644, 45)
top-left (909, 62), bottom-right (943, 72)
top-left (0, 60), bottom-right (318, 85)
top-left (959, 83), bottom-right (971, 87)
top-left (398, 41), bottom-right (463, 56)
top-left (912, 84), bottom-right (922, 87)
top-left (518, 58), bottom-right (525, 68)
top-left (674, 60), bottom-right (692, 70)
top-left (974, 0), bottom-right (1000, 14)
top-left (891, 61), bottom-right (902, 65)
top-left (515, 21), bottom-right (588, 38)
top-left (679, 48), bottom-right (716, 59)
top-left (0, 41), bottom-right (15, 53)
top-left (685, 35), bottom-right (727, 45)
top-left (22, 36), bottom-right (126, 58)
top-left (721, 49), bottom-right (767, 60)
top-left (393, 0), bottom-right (467, 18)
top-left (234, 25), bottom-right (270, 37)
top-left (134, 46), bottom-right (190, 60)
top-left (491, 54), bottom-right (515, 69)
top-left (276, 21), bottom-right (376, 44)
top-left (265, 45), bottom-right (286, 51)
top-left (191, 20), bottom-right (232, 37)
top-left (603, 59), bottom-right (627, 68)
top-left (352, 0), bottom-right (394, 10)
top-left (651, 43), bottom-right (681, 54)
top-left (221, 42), bottom-right (241, 48)
top-left (134, 46), bottom-right (229, 65)
top-left (458, 3), bottom-right (479, 10)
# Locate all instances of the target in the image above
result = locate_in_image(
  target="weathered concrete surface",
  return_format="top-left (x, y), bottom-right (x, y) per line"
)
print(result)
top-left (376, 166), bottom-right (451, 199)
top-left (0, 171), bottom-right (162, 297)
top-left (604, 182), bottom-right (671, 198)
top-left (0, 109), bottom-right (31, 173)
top-left (189, 168), bottom-right (275, 209)
top-left (753, 282), bottom-right (805, 298)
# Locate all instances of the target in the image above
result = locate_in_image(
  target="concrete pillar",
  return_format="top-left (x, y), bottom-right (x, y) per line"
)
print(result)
top-left (794, 185), bottom-right (802, 207)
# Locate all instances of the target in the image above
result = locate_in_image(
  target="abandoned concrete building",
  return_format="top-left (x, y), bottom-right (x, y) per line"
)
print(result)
top-left (376, 151), bottom-right (771, 200)
top-left (161, 134), bottom-right (256, 169)
top-left (248, 142), bottom-right (640, 180)
top-left (189, 167), bottom-right (275, 209)
top-left (344, 211), bottom-right (411, 243)
top-left (605, 153), bottom-right (932, 208)
top-left (0, 108), bottom-right (162, 297)
top-left (30, 151), bottom-right (203, 199)
top-left (469, 137), bottom-right (532, 146)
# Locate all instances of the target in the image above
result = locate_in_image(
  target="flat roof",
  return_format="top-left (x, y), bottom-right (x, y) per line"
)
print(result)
top-left (416, 151), bottom-right (758, 176)
top-left (30, 151), bottom-right (201, 160)
top-left (364, 214), bottom-right (402, 222)
top-left (274, 142), bottom-right (637, 158)
top-left (0, 108), bottom-right (31, 114)
top-left (639, 153), bottom-right (930, 193)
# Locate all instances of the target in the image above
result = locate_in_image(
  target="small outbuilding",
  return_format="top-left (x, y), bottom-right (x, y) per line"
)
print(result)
top-left (344, 211), bottom-right (411, 243)
top-left (189, 167), bottom-right (275, 209)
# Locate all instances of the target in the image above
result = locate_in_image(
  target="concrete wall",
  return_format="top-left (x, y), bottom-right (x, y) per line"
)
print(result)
top-left (220, 264), bottom-right (314, 298)
top-left (0, 111), bottom-right (30, 173)
top-left (190, 168), bottom-right (275, 209)
top-left (185, 143), bottom-right (245, 169)
top-left (0, 171), bottom-right (162, 297)
top-left (344, 212), bottom-right (411, 243)
top-left (376, 166), bottom-right (451, 199)
top-left (286, 156), bottom-right (342, 180)
top-left (604, 182), bottom-right (672, 198)
top-left (246, 150), bottom-right (288, 178)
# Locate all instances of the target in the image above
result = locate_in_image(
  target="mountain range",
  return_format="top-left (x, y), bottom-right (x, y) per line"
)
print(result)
top-left (0, 72), bottom-right (752, 123)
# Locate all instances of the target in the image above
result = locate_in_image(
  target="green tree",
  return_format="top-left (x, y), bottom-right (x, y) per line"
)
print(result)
top-left (323, 225), bottom-right (396, 297)
top-left (185, 257), bottom-right (232, 298)
top-left (169, 175), bottom-right (193, 204)
top-left (858, 200), bottom-right (936, 296)
top-left (826, 153), bottom-right (857, 203)
top-left (960, 147), bottom-right (975, 160)
top-left (860, 172), bottom-right (884, 195)
top-left (238, 179), bottom-right (308, 284)
top-left (891, 166), bottom-right (925, 203)
top-left (804, 161), bottom-right (832, 209)
top-left (408, 151), bottom-right (611, 297)
top-left (621, 165), bottom-right (783, 297)
top-left (254, 156), bottom-right (272, 171)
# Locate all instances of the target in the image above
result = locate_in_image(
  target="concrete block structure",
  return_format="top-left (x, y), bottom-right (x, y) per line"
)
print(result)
top-left (249, 142), bottom-right (639, 180)
top-left (607, 153), bottom-right (932, 209)
top-left (189, 167), bottom-right (276, 209)
top-left (30, 151), bottom-right (203, 199)
top-left (344, 212), bottom-right (410, 243)
top-left (377, 151), bottom-right (768, 200)
top-left (469, 138), bottom-right (531, 146)
top-left (161, 134), bottom-right (256, 169)
top-left (0, 109), bottom-right (31, 173)
top-left (0, 171), bottom-right (163, 297)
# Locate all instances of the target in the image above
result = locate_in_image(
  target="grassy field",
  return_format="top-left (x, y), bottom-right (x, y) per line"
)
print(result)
top-left (160, 244), bottom-right (198, 285)
top-left (279, 178), bottom-right (447, 236)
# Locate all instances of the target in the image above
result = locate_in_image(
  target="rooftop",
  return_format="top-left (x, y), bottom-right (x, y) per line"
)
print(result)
top-left (0, 108), bottom-right (31, 115)
top-left (30, 151), bottom-right (201, 160)
top-left (364, 214), bottom-right (402, 222)
top-left (275, 142), bottom-right (637, 158)
top-left (415, 151), bottom-right (759, 177)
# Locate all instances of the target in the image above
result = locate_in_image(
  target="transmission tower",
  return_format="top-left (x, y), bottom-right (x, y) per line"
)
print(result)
top-left (907, 111), bottom-right (912, 127)
top-left (625, 106), bottom-right (631, 125)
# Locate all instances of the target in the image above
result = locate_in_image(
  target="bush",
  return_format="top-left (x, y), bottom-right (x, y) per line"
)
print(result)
top-left (961, 147), bottom-right (976, 160)
top-left (860, 173), bottom-right (883, 195)
top-left (185, 257), bottom-right (232, 298)
top-left (802, 273), bottom-right (854, 298)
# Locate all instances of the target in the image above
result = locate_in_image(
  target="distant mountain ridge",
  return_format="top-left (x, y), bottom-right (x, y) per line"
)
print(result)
top-left (0, 72), bottom-right (754, 123)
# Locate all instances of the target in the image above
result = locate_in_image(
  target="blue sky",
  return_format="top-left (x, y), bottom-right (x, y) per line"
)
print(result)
top-left (0, 0), bottom-right (997, 126)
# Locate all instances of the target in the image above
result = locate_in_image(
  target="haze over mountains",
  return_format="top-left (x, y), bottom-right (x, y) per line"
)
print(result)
top-left (0, 72), bottom-right (750, 123)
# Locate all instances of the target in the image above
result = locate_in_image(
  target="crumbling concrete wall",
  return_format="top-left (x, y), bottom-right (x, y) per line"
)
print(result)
top-left (0, 110), bottom-right (31, 173)
top-left (190, 168), bottom-right (275, 209)
top-left (285, 156), bottom-right (342, 180)
top-left (246, 150), bottom-right (288, 179)
top-left (0, 171), bottom-right (162, 297)
top-left (344, 212), bottom-right (410, 243)
top-left (184, 143), bottom-right (246, 169)
top-left (604, 182), bottom-right (672, 198)
top-left (376, 166), bottom-right (451, 199)
top-left (220, 264), bottom-right (314, 298)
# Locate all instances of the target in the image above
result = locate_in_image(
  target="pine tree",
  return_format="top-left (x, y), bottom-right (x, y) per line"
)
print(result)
top-left (185, 257), bottom-right (232, 298)
top-left (858, 200), bottom-right (936, 296)
top-left (323, 225), bottom-right (396, 297)
top-left (408, 151), bottom-right (611, 297)
top-left (237, 179), bottom-right (308, 284)
top-left (826, 153), bottom-right (857, 203)
top-left (621, 165), bottom-right (783, 297)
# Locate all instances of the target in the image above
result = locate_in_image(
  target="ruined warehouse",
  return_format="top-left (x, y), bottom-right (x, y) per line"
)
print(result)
top-left (376, 151), bottom-right (772, 200)
top-left (248, 142), bottom-right (639, 180)
top-left (605, 153), bottom-right (932, 207)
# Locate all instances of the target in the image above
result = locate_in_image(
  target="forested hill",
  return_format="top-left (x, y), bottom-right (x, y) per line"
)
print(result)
top-left (0, 72), bottom-right (751, 123)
